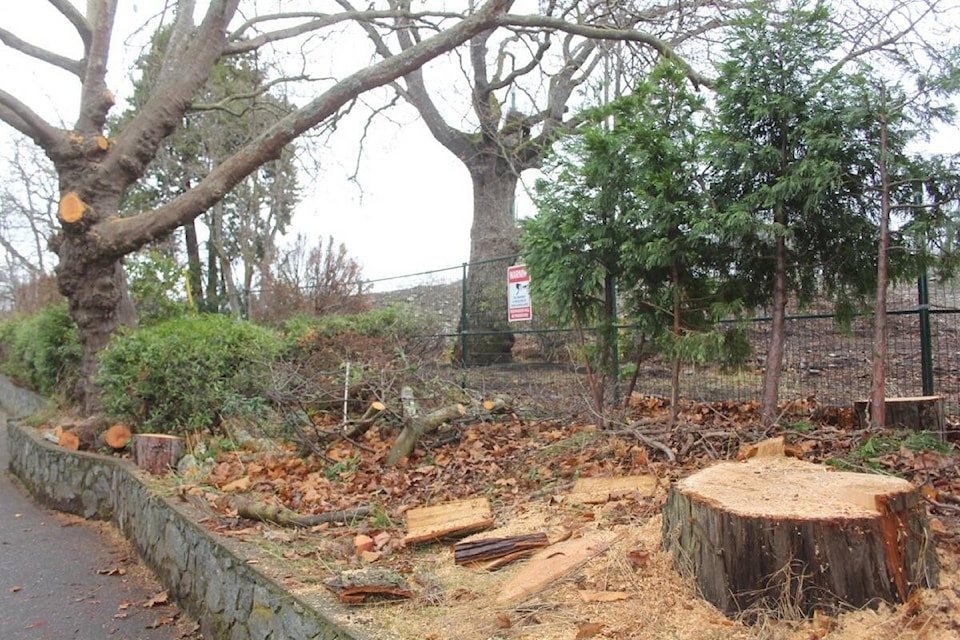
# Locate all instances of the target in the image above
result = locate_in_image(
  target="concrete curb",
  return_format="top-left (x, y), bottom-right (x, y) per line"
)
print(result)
top-left (1, 376), bottom-right (371, 640)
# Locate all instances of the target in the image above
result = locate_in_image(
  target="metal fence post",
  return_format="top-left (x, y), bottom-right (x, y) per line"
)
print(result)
top-left (918, 269), bottom-right (934, 396)
top-left (460, 262), bottom-right (469, 367)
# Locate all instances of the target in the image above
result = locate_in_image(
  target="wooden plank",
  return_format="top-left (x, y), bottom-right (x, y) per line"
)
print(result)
top-left (404, 497), bottom-right (494, 545)
top-left (568, 475), bottom-right (657, 504)
top-left (495, 530), bottom-right (623, 605)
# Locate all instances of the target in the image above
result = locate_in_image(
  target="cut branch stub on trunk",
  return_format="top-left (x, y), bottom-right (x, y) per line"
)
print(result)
top-left (661, 456), bottom-right (939, 619)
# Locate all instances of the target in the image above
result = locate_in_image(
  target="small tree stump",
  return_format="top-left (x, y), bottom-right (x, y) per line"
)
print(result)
top-left (132, 434), bottom-right (185, 474)
top-left (853, 395), bottom-right (945, 436)
top-left (661, 457), bottom-right (938, 619)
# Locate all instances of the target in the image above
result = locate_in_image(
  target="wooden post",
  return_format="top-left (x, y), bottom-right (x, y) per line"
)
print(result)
top-left (661, 456), bottom-right (938, 619)
top-left (132, 434), bottom-right (185, 474)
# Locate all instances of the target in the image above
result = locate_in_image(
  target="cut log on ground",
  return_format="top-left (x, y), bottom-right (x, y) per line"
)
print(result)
top-left (661, 456), bottom-right (939, 619)
top-left (57, 430), bottom-right (80, 451)
top-left (99, 423), bottom-right (133, 450)
top-left (454, 533), bottom-right (550, 568)
top-left (233, 499), bottom-right (371, 527)
top-left (132, 434), bottom-right (185, 474)
top-left (386, 398), bottom-right (466, 466)
top-left (853, 395), bottom-right (945, 436)
top-left (404, 497), bottom-right (494, 545)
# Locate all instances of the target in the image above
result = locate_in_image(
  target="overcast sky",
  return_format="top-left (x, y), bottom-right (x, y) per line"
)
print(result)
top-left (1, 2), bottom-right (957, 288)
top-left (0, 1), bottom-right (543, 287)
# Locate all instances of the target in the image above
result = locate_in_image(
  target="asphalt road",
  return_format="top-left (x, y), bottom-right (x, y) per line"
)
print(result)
top-left (0, 410), bottom-right (199, 640)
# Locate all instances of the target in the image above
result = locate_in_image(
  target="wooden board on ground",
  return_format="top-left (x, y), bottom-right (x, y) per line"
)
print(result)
top-left (404, 497), bottom-right (494, 545)
top-left (568, 475), bottom-right (658, 504)
top-left (661, 456), bottom-right (939, 618)
top-left (495, 530), bottom-right (623, 605)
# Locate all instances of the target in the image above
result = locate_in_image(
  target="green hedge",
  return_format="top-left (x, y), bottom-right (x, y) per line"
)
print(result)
top-left (0, 303), bottom-right (81, 398)
top-left (96, 314), bottom-right (281, 435)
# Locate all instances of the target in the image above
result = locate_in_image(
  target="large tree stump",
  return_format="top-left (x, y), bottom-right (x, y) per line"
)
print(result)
top-left (132, 434), bottom-right (185, 474)
top-left (662, 456), bottom-right (938, 619)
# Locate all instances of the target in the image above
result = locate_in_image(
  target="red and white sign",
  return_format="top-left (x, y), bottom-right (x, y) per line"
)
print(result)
top-left (507, 264), bottom-right (532, 322)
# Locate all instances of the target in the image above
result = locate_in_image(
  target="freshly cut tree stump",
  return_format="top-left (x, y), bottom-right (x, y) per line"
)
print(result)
top-left (853, 395), bottom-right (945, 437)
top-left (661, 456), bottom-right (938, 619)
top-left (132, 434), bottom-right (185, 474)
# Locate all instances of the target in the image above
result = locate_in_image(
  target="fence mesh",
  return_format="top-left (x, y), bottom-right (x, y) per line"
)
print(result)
top-left (349, 255), bottom-right (960, 420)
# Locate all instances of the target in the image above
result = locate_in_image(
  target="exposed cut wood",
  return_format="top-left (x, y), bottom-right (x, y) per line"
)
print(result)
top-left (736, 435), bottom-right (804, 461)
top-left (568, 474), bottom-right (658, 504)
top-left (58, 192), bottom-right (88, 225)
top-left (324, 569), bottom-right (414, 604)
top-left (404, 497), bottom-right (494, 545)
top-left (57, 430), bottom-right (80, 451)
top-left (99, 423), bottom-right (132, 450)
top-left (495, 530), bottom-right (623, 605)
top-left (661, 456), bottom-right (939, 618)
top-left (132, 434), bottom-right (185, 474)
top-left (233, 498), bottom-right (371, 527)
top-left (343, 401), bottom-right (387, 439)
top-left (454, 532), bottom-right (550, 568)
top-left (853, 395), bottom-right (945, 436)
top-left (386, 397), bottom-right (466, 465)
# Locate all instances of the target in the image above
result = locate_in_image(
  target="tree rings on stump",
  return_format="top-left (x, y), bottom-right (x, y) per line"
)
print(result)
top-left (661, 456), bottom-right (938, 619)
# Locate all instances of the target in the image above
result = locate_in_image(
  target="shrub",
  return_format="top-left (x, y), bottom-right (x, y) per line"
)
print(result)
top-left (96, 314), bottom-right (281, 435)
top-left (0, 303), bottom-right (82, 398)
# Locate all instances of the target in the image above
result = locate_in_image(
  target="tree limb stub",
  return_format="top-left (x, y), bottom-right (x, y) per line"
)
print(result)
top-left (58, 191), bottom-right (89, 226)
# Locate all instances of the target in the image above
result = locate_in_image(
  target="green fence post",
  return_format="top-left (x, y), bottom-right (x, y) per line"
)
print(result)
top-left (460, 262), bottom-right (469, 367)
top-left (918, 269), bottom-right (934, 396)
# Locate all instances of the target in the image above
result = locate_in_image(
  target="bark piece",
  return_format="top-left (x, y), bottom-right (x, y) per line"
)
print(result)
top-left (853, 395), bottom-right (945, 436)
top-left (132, 434), bottom-right (185, 474)
top-left (568, 475), bottom-right (658, 504)
top-left (495, 530), bottom-right (623, 605)
top-left (324, 568), bottom-right (414, 604)
top-left (404, 497), bottom-right (494, 545)
top-left (661, 456), bottom-right (939, 618)
top-left (454, 533), bottom-right (550, 568)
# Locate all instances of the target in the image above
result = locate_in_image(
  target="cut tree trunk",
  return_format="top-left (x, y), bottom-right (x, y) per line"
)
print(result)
top-left (132, 434), bottom-right (185, 474)
top-left (661, 456), bottom-right (939, 619)
top-left (853, 395), bottom-right (945, 437)
top-left (99, 423), bottom-right (133, 450)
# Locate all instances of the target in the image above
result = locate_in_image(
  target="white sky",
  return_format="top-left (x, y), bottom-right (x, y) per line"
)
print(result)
top-left (0, 1), bottom-right (541, 286)
top-left (1, 2), bottom-right (957, 287)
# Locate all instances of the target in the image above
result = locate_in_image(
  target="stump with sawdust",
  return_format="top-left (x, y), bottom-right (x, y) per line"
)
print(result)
top-left (661, 455), bottom-right (939, 619)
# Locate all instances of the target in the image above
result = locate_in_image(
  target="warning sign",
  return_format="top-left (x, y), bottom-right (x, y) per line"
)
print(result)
top-left (507, 264), bottom-right (532, 322)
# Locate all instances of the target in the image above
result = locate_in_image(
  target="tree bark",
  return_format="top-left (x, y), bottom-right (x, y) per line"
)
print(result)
top-left (460, 152), bottom-right (521, 364)
top-left (661, 456), bottom-right (939, 618)
top-left (132, 434), bottom-right (185, 474)
top-left (761, 219), bottom-right (788, 427)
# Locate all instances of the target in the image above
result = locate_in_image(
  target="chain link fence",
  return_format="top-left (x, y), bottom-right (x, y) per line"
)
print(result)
top-left (354, 255), bottom-right (959, 419)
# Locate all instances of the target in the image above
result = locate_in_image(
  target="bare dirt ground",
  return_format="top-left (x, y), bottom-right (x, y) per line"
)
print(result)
top-left (155, 396), bottom-right (960, 640)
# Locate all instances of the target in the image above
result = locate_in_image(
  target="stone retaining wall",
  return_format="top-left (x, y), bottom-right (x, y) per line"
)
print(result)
top-left (2, 376), bottom-right (369, 640)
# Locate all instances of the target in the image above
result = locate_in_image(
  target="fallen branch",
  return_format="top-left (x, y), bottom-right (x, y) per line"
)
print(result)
top-left (234, 498), bottom-right (372, 527)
